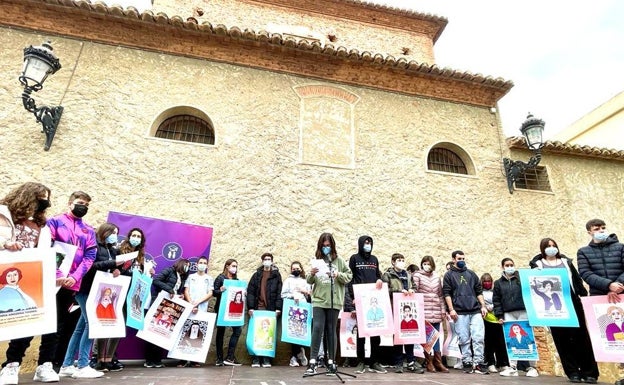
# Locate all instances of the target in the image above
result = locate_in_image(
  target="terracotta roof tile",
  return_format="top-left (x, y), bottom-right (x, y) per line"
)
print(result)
top-left (507, 137), bottom-right (624, 162)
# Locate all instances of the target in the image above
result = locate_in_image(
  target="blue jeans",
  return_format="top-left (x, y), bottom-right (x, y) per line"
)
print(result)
top-left (455, 313), bottom-right (485, 365)
top-left (62, 293), bottom-right (92, 368)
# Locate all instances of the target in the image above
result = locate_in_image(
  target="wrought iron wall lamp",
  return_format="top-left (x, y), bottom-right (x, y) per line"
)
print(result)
top-left (503, 113), bottom-right (545, 194)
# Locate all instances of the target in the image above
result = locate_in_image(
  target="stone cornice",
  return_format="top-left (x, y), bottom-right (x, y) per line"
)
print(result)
top-left (507, 137), bottom-right (624, 162)
top-left (0, 0), bottom-right (513, 107)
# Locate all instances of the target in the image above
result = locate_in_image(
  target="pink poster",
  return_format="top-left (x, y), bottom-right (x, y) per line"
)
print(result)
top-left (353, 283), bottom-right (394, 337)
top-left (581, 294), bottom-right (624, 362)
top-left (392, 292), bottom-right (425, 344)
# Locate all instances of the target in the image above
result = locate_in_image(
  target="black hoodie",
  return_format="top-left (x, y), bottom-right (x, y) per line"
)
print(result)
top-left (344, 235), bottom-right (381, 311)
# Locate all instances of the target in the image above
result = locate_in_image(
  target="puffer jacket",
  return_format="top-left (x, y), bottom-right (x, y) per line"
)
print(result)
top-left (577, 234), bottom-right (624, 295)
top-left (246, 264), bottom-right (283, 311)
top-left (413, 270), bottom-right (445, 323)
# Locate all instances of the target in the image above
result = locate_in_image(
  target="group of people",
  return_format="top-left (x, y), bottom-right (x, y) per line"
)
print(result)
top-left (1, 182), bottom-right (623, 385)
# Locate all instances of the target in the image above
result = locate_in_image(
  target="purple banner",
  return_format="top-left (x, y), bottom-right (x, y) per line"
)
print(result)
top-left (106, 211), bottom-right (213, 360)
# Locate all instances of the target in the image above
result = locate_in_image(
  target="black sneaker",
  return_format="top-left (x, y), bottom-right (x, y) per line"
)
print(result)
top-left (94, 362), bottom-right (109, 372)
top-left (462, 362), bottom-right (474, 374)
top-left (304, 360), bottom-right (318, 376)
top-left (144, 362), bottom-right (155, 368)
top-left (108, 361), bottom-right (124, 372)
top-left (317, 357), bottom-right (325, 368)
top-left (326, 361), bottom-right (337, 376)
top-left (153, 361), bottom-right (164, 368)
top-left (111, 358), bottom-right (124, 369)
top-left (215, 359), bottom-right (224, 367)
top-left (89, 357), bottom-right (97, 369)
top-left (474, 363), bottom-right (490, 375)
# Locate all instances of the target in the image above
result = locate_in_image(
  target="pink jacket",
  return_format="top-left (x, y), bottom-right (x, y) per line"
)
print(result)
top-left (413, 270), bottom-right (445, 323)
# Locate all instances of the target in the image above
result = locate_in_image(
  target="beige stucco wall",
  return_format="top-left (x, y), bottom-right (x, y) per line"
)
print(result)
top-left (1, 27), bottom-right (623, 380)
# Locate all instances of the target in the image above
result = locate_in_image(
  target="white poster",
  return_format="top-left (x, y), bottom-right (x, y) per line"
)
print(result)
top-left (137, 290), bottom-right (193, 350)
top-left (87, 271), bottom-right (131, 338)
top-left (167, 311), bottom-right (216, 363)
top-left (0, 248), bottom-right (56, 340)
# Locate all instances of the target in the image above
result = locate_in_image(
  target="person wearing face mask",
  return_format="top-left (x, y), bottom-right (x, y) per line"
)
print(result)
top-left (45, 191), bottom-right (98, 378)
top-left (529, 238), bottom-right (598, 384)
top-left (381, 253), bottom-right (424, 374)
top-left (480, 273), bottom-right (508, 374)
top-left (442, 250), bottom-right (489, 375)
top-left (174, 255), bottom-right (214, 367)
top-left (143, 258), bottom-right (190, 368)
top-left (246, 253), bottom-right (283, 368)
top-left (344, 235), bottom-right (386, 375)
top-left (577, 219), bottom-right (624, 385)
top-left (213, 259), bottom-right (244, 366)
top-left (281, 261), bottom-right (311, 367)
top-left (304, 233), bottom-right (352, 376)
top-left (492, 258), bottom-right (537, 377)
top-left (413, 255), bottom-right (448, 373)
top-left (0, 182), bottom-right (56, 385)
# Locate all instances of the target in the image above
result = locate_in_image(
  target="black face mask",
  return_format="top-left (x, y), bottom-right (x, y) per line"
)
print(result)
top-left (292, 270), bottom-right (301, 277)
top-left (36, 199), bottom-right (50, 212)
top-left (71, 204), bottom-right (89, 218)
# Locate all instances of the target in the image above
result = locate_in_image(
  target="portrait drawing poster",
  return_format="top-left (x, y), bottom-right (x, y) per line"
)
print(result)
top-left (518, 268), bottom-right (579, 327)
top-left (137, 290), bottom-right (193, 350)
top-left (502, 320), bottom-right (539, 361)
top-left (87, 271), bottom-right (131, 339)
top-left (246, 310), bottom-right (277, 357)
top-left (168, 311), bottom-right (216, 363)
top-left (339, 310), bottom-right (370, 358)
top-left (581, 294), bottom-right (624, 362)
top-left (392, 292), bottom-right (425, 344)
top-left (280, 298), bottom-right (312, 346)
top-left (442, 318), bottom-right (462, 358)
top-left (125, 269), bottom-right (153, 330)
top-left (353, 283), bottom-right (394, 337)
top-left (0, 248), bottom-right (56, 341)
top-left (216, 279), bottom-right (247, 327)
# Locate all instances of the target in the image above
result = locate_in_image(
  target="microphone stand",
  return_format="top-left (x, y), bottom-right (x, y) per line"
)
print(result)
top-left (303, 257), bottom-right (356, 383)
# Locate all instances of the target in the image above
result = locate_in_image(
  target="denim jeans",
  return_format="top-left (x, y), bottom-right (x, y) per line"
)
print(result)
top-left (62, 292), bottom-right (92, 368)
top-left (455, 313), bottom-right (485, 365)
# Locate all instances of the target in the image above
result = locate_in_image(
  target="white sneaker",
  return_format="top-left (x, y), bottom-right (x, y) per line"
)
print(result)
top-left (33, 363), bottom-right (59, 383)
top-left (289, 356), bottom-right (300, 367)
top-left (453, 361), bottom-right (463, 369)
top-left (1, 362), bottom-right (20, 385)
top-left (526, 367), bottom-right (539, 377)
top-left (488, 365), bottom-right (498, 373)
top-left (297, 348), bottom-right (308, 366)
top-left (500, 366), bottom-right (518, 377)
top-left (58, 366), bottom-right (77, 378)
top-left (71, 366), bottom-right (104, 379)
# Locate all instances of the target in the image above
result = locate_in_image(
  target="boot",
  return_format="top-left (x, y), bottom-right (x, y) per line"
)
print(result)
top-left (433, 351), bottom-right (449, 373)
top-left (424, 353), bottom-right (435, 372)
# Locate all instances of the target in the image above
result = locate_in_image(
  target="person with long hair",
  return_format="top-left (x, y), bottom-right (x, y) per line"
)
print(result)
top-left (0, 182), bottom-right (56, 385)
top-left (530, 237), bottom-right (599, 383)
top-left (119, 228), bottom-right (150, 275)
top-left (281, 261), bottom-right (311, 367)
top-left (413, 255), bottom-right (448, 373)
top-left (213, 259), bottom-right (244, 366)
top-left (304, 233), bottom-right (352, 375)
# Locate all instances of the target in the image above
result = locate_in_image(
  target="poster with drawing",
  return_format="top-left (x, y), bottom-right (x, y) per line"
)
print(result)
top-left (581, 294), bottom-right (624, 362)
top-left (167, 311), bottom-right (216, 363)
top-left (51, 241), bottom-right (76, 293)
top-left (339, 310), bottom-right (370, 358)
top-left (503, 320), bottom-right (539, 361)
top-left (0, 248), bottom-right (56, 341)
top-left (519, 268), bottom-right (578, 327)
top-left (280, 298), bottom-right (312, 346)
top-left (87, 271), bottom-right (131, 338)
top-left (125, 269), bottom-right (152, 330)
top-left (137, 290), bottom-right (193, 350)
top-left (246, 310), bottom-right (277, 357)
top-left (442, 318), bottom-right (462, 358)
top-left (216, 279), bottom-right (247, 327)
top-left (353, 283), bottom-right (393, 337)
top-left (393, 292), bottom-right (425, 344)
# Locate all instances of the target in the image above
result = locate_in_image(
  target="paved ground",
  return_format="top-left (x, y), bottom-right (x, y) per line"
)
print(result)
top-left (13, 364), bottom-right (594, 385)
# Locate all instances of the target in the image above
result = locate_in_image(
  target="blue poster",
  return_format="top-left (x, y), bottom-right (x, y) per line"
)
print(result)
top-left (125, 269), bottom-right (152, 330)
top-left (518, 268), bottom-right (579, 327)
top-left (280, 298), bottom-right (312, 346)
top-left (216, 279), bottom-right (247, 326)
top-left (246, 310), bottom-right (277, 357)
top-left (502, 320), bottom-right (539, 361)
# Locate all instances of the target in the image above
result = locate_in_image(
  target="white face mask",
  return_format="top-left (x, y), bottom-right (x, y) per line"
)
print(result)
top-left (228, 267), bottom-right (237, 275)
top-left (395, 261), bottom-right (405, 270)
top-left (263, 260), bottom-right (272, 268)
top-left (422, 264), bottom-right (432, 272)
top-left (196, 263), bottom-right (207, 272)
top-left (363, 244), bottom-right (372, 253)
top-left (544, 247), bottom-right (558, 257)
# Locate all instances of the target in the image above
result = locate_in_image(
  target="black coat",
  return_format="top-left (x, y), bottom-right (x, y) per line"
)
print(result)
top-left (79, 242), bottom-right (119, 294)
top-left (152, 266), bottom-right (187, 296)
top-left (577, 234), bottom-right (624, 295)
top-left (492, 272), bottom-right (525, 319)
top-left (246, 265), bottom-right (283, 311)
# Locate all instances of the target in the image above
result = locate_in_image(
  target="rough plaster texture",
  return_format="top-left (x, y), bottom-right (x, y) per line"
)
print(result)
top-left (1, 27), bottom-right (623, 380)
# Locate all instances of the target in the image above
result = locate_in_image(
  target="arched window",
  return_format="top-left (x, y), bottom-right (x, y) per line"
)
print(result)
top-left (427, 147), bottom-right (467, 174)
top-left (155, 114), bottom-right (214, 145)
